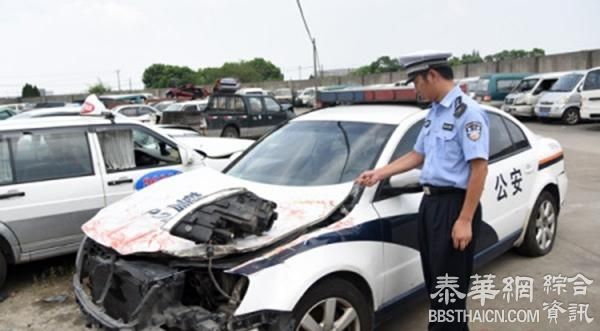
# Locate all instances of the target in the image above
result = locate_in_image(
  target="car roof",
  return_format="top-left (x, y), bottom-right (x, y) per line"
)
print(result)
top-left (294, 103), bottom-right (515, 126)
top-left (0, 114), bottom-right (138, 131)
top-left (293, 104), bottom-right (423, 125)
top-left (480, 73), bottom-right (532, 79)
top-left (178, 99), bottom-right (209, 105)
top-left (523, 71), bottom-right (570, 80)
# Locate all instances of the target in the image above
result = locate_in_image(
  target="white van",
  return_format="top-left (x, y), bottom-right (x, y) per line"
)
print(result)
top-left (580, 66), bottom-right (600, 121)
top-left (0, 115), bottom-right (206, 287)
top-left (534, 71), bottom-right (586, 125)
top-left (503, 72), bottom-right (567, 117)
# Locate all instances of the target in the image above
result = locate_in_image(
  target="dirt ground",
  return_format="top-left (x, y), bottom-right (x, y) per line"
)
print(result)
top-left (1, 119), bottom-right (599, 331)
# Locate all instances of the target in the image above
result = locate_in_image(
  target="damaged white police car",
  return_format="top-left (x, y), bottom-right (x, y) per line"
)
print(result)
top-left (74, 88), bottom-right (567, 331)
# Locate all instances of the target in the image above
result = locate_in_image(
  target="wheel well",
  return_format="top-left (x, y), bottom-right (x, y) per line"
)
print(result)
top-left (309, 271), bottom-right (374, 309)
top-left (222, 125), bottom-right (239, 134)
top-left (0, 235), bottom-right (15, 264)
top-left (542, 183), bottom-right (560, 214)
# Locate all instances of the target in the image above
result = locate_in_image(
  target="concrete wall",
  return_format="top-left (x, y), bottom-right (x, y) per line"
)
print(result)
top-left (3, 48), bottom-right (600, 105)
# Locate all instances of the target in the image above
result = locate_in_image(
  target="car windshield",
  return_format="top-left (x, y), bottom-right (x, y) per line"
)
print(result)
top-left (472, 79), bottom-right (490, 93)
top-left (164, 103), bottom-right (185, 111)
top-left (512, 79), bottom-right (539, 93)
top-left (226, 120), bottom-right (395, 186)
top-left (549, 73), bottom-right (584, 92)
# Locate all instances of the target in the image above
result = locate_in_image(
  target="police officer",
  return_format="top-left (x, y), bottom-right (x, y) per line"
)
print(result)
top-left (356, 52), bottom-right (489, 331)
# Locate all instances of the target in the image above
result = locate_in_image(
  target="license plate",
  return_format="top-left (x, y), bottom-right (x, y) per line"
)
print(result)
top-left (539, 107), bottom-right (550, 113)
top-left (538, 111), bottom-right (549, 117)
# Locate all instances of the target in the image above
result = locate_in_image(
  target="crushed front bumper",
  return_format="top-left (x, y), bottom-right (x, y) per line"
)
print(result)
top-left (73, 238), bottom-right (289, 331)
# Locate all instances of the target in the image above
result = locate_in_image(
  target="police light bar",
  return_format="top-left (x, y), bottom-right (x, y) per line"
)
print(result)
top-left (316, 85), bottom-right (420, 108)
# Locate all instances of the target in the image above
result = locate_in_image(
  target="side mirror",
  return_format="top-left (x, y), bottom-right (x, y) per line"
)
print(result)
top-left (577, 84), bottom-right (583, 93)
top-left (179, 147), bottom-right (194, 166)
top-left (281, 103), bottom-right (294, 112)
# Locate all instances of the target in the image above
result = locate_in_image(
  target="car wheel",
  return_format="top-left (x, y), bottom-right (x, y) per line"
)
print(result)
top-left (562, 107), bottom-right (580, 125)
top-left (292, 278), bottom-right (372, 331)
top-left (516, 191), bottom-right (558, 257)
top-left (0, 252), bottom-right (7, 288)
top-left (221, 126), bottom-right (239, 138)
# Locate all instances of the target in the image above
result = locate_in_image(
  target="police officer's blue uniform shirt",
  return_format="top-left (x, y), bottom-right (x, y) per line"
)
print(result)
top-left (414, 85), bottom-right (489, 189)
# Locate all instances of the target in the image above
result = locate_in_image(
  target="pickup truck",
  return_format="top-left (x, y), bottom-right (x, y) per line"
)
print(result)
top-left (162, 93), bottom-right (296, 138)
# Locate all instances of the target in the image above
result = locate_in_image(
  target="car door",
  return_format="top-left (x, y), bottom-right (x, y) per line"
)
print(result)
top-left (479, 112), bottom-right (536, 255)
top-left (263, 97), bottom-right (289, 133)
top-left (245, 96), bottom-right (266, 137)
top-left (372, 119), bottom-right (426, 303)
top-left (0, 128), bottom-right (105, 257)
top-left (581, 68), bottom-right (600, 117)
top-left (93, 124), bottom-right (189, 205)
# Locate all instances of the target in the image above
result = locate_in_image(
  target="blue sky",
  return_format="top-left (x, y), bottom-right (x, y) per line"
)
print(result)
top-left (0, 0), bottom-right (598, 96)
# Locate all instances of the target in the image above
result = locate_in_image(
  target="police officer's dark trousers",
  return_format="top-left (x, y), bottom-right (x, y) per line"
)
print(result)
top-left (418, 188), bottom-right (481, 331)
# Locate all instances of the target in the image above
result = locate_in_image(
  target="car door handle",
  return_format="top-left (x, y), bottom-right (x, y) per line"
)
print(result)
top-left (107, 178), bottom-right (133, 186)
top-left (0, 191), bottom-right (25, 200)
top-left (524, 163), bottom-right (535, 174)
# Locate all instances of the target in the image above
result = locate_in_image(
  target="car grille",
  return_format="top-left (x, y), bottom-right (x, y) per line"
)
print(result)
top-left (538, 107), bottom-right (551, 113)
top-left (540, 101), bottom-right (554, 106)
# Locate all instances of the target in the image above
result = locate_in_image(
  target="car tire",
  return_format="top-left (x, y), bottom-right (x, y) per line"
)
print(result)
top-left (0, 251), bottom-right (7, 289)
top-left (561, 107), bottom-right (580, 125)
top-left (516, 191), bottom-right (558, 257)
top-left (221, 126), bottom-right (239, 138)
top-left (292, 278), bottom-right (372, 331)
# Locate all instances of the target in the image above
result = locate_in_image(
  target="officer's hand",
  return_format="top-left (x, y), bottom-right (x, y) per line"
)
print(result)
top-left (355, 169), bottom-right (382, 187)
top-left (452, 218), bottom-right (472, 251)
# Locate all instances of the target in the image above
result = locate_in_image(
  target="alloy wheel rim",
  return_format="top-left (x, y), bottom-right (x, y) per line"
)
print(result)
top-left (297, 297), bottom-right (360, 331)
top-left (535, 200), bottom-right (556, 250)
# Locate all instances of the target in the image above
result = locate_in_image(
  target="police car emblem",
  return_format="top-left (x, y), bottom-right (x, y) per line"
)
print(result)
top-left (465, 121), bottom-right (482, 141)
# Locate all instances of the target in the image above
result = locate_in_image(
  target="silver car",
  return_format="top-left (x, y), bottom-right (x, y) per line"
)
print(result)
top-left (534, 71), bottom-right (586, 125)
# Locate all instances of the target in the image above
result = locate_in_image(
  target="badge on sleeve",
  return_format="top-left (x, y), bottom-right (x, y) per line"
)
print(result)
top-left (465, 121), bottom-right (482, 141)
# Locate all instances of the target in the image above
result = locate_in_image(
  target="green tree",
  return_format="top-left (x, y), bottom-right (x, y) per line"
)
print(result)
top-left (246, 58), bottom-right (284, 81)
top-left (142, 58), bottom-right (284, 87)
top-left (449, 50), bottom-right (483, 66)
top-left (88, 80), bottom-right (111, 94)
top-left (483, 48), bottom-right (545, 62)
top-left (353, 56), bottom-right (401, 75)
top-left (21, 83), bottom-right (41, 98)
top-left (142, 64), bottom-right (198, 88)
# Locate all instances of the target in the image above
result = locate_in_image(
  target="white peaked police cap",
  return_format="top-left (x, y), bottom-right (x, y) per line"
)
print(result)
top-left (80, 94), bottom-right (107, 116)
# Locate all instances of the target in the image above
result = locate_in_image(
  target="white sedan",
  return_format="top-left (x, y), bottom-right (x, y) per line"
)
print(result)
top-left (74, 104), bottom-right (567, 331)
top-left (112, 104), bottom-right (162, 124)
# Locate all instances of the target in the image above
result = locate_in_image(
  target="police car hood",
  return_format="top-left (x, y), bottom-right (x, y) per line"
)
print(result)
top-left (82, 167), bottom-right (353, 258)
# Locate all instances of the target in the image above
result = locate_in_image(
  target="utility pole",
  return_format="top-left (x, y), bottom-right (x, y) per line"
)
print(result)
top-left (116, 70), bottom-right (121, 91)
top-left (296, 0), bottom-right (319, 98)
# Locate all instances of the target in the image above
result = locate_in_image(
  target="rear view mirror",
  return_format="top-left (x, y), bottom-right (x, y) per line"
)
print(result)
top-left (281, 104), bottom-right (294, 112)
top-left (179, 147), bottom-right (194, 166)
top-left (577, 84), bottom-right (583, 93)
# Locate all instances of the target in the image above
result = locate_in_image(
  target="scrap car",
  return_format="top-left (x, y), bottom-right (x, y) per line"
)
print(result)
top-left (74, 86), bottom-right (567, 331)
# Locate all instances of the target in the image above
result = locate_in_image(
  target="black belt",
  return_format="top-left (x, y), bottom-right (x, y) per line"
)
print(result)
top-left (422, 185), bottom-right (465, 196)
